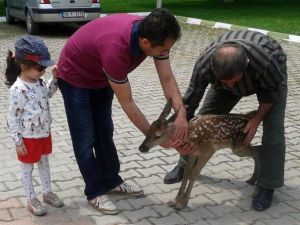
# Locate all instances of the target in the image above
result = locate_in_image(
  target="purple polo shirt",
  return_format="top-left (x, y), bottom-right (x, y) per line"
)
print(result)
top-left (57, 14), bottom-right (146, 89)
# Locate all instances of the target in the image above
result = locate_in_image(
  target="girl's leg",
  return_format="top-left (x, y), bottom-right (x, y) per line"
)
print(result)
top-left (20, 162), bottom-right (36, 200)
top-left (37, 155), bottom-right (64, 208)
top-left (20, 162), bottom-right (47, 216)
top-left (37, 155), bottom-right (51, 194)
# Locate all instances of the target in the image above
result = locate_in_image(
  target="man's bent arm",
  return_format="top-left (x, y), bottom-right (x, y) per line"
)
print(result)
top-left (243, 102), bottom-right (273, 145)
top-left (154, 58), bottom-right (188, 142)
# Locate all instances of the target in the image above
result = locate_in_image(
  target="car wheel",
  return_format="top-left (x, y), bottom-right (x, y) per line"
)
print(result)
top-left (26, 12), bottom-right (39, 34)
top-left (5, 4), bottom-right (15, 24)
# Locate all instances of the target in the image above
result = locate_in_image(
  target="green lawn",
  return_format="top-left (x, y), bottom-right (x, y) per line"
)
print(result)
top-left (0, 0), bottom-right (299, 35)
top-left (0, 0), bottom-right (3, 16)
top-left (101, 0), bottom-right (300, 35)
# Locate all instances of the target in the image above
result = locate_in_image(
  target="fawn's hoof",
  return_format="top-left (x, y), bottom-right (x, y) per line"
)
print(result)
top-left (246, 177), bottom-right (257, 185)
top-left (168, 199), bottom-right (176, 207)
top-left (168, 198), bottom-right (186, 209)
top-left (175, 201), bottom-right (186, 210)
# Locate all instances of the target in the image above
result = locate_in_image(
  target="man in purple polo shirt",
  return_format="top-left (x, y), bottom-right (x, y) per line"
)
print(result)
top-left (57, 8), bottom-right (188, 214)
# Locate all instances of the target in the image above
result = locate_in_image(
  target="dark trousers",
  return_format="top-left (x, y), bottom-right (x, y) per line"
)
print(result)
top-left (179, 84), bottom-right (287, 189)
top-left (58, 79), bottom-right (123, 200)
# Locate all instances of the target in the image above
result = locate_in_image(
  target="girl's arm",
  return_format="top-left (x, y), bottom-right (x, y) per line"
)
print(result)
top-left (7, 87), bottom-right (28, 156)
top-left (7, 88), bottom-right (26, 146)
top-left (46, 65), bottom-right (58, 98)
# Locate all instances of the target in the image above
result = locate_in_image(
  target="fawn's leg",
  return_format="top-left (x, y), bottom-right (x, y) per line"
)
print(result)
top-left (231, 144), bottom-right (261, 185)
top-left (178, 155), bottom-right (197, 195)
top-left (174, 151), bottom-right (214, 209)
top-left (169, 154), bottom-right (195, 207)
top-left (246, 145), bottom-right (261, 185)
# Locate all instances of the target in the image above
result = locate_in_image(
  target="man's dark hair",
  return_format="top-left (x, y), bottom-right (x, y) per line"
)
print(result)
top-left (210, 43), bottom-right (248, 80)
top-left (138, 8), bottom-right (181, 47)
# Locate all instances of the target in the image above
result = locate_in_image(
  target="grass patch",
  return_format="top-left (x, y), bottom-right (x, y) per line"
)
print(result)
top-left (101, 0), bottom-right (300, 35)
top-left (0, 0), bottom-right (299, 35)
top-left (0, 0), bottom-right (4, 16)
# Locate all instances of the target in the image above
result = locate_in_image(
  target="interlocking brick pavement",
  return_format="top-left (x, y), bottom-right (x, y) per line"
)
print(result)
top-left (0, 20), bottom-right (299, 225)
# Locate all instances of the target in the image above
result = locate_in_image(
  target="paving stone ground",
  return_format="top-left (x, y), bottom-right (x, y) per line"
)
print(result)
top-left (0, 21), bottom-right (299, 225)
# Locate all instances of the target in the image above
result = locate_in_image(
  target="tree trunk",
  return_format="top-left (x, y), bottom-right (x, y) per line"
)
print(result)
top-left (156, 0), bottom-right (162, 8)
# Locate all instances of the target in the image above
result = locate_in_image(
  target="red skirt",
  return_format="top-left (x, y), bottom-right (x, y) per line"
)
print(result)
top-left (18, 135), bottom-right (52, 163)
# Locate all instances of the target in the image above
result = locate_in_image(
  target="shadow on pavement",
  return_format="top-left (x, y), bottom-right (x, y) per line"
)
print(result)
top-left (1, 21), bottom-right (81, 37)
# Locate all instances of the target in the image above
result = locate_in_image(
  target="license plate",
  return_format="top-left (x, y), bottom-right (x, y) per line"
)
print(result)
top-left (60, 11), bottom-right (85, 18)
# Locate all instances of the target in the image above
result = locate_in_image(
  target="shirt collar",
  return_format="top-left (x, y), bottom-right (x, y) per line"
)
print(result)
top-left (130, 20), bottom-right (142, 58)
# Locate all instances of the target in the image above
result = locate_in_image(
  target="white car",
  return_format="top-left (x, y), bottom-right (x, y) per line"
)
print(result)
top-left (4, 0), bottom-right (101, 34)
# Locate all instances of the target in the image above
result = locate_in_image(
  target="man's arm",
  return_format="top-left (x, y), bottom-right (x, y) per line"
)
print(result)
top-left (243, 53), bottom-right (286, 145)
top-left (108, 80), bottom-right (150, 135)
top-left (154, 58), bottom-right (188, 142)
top-left (182, 54), bottom-right (210, 120)
top-left (243, 102), bottom-right (273, 145)
top-left (170, 53), bottom-right (211, 154)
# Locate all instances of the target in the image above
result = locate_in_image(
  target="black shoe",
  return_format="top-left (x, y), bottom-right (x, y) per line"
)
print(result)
top-left (252, 187), bottom-right (274, 211)
top-left (164, 165), bottom-right (184, 184)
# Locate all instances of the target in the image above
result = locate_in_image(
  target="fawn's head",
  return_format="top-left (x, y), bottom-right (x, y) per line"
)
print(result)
top-left (139, 98), bottom-right (176, 153)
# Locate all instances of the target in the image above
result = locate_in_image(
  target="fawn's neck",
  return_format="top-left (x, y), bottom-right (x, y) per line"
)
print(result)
top-left (165, 122), bottom-right (176, 142)
top-left (165, 122), bottom-right (193, 142)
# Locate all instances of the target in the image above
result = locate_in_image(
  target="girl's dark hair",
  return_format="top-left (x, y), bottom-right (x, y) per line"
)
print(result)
top-left (5, 50), bottom-right (41, 87)
top-left (211, 43), bottom-right (248, 80)
top-left (138, 8), bottom-right (181, 47)
top-left (5, 50), bottom-right (20, 87)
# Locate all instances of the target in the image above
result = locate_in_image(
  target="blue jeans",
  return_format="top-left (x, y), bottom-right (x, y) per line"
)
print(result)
top-left (58, 79), bottom-right (123, 200)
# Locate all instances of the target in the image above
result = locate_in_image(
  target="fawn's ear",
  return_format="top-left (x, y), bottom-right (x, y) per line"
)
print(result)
top-left (167, 105), bottom-right (181, 122)
top-left (159, 117), bottom-right (169, 129)
top-left (159, 98), bottom-right (172, 119)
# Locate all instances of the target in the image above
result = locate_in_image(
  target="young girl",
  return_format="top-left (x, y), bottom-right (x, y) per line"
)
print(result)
top-left (5, 35), bottom-right (63, 216)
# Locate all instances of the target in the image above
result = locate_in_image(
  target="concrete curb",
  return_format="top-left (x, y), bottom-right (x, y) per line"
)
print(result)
top-left (100, 13), bottom-right (300, 43)
top-left (102, 13), bottom-right (300, 43)
top-left (1, 14), bottom-right (299, 43)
